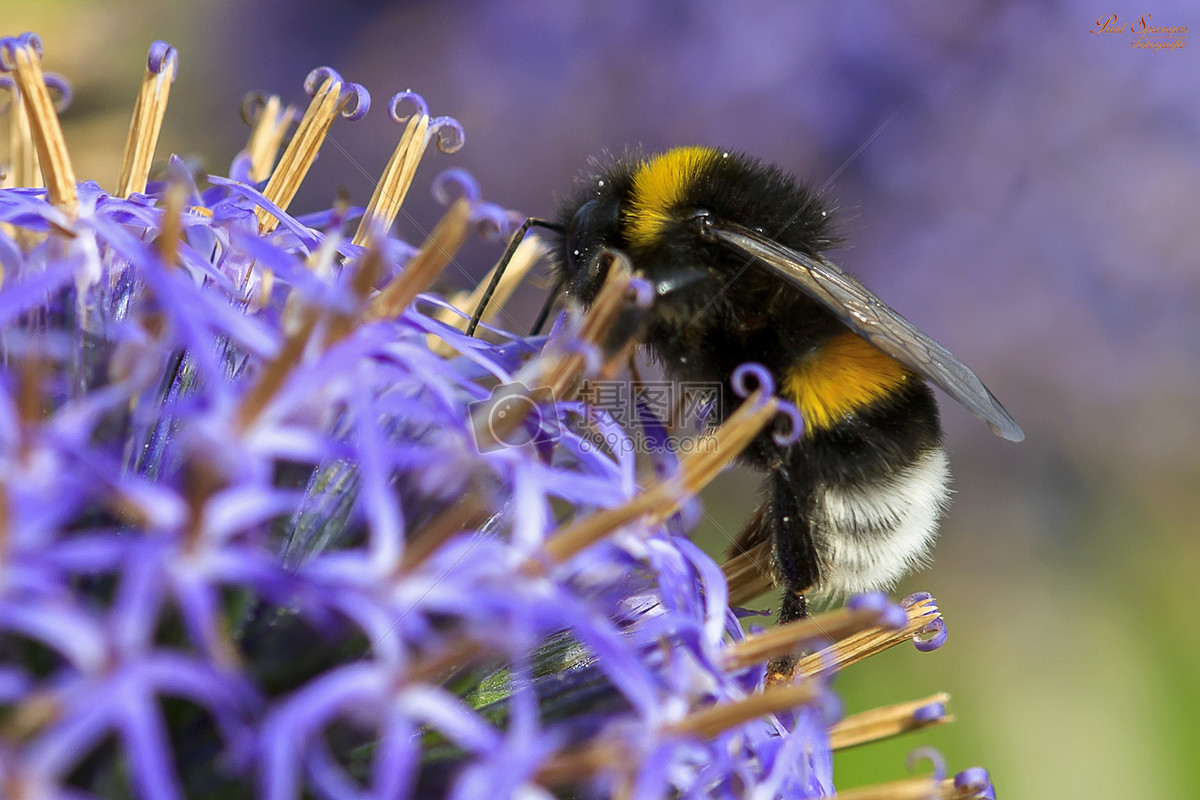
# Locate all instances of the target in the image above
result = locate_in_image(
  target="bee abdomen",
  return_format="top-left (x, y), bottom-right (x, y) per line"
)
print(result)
top-left (808, 446), bottom-right (951, 600)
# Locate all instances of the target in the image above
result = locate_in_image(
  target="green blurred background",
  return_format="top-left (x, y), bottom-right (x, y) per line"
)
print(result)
top-left (6, 1), bottom-right (1198, 797)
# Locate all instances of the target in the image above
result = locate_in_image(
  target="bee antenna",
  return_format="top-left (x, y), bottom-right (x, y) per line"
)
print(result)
top-left (528, 278), bottom-right (564, 336)
top-left (466, 217), bottom-right (563, 337)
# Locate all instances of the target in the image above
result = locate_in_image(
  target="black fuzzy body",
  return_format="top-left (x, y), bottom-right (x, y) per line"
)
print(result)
top-left (551, 149), bottom-right (946, 623)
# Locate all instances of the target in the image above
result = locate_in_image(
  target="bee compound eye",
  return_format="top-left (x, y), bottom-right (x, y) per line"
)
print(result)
top-left (566, 198), bottom-right (621, 275)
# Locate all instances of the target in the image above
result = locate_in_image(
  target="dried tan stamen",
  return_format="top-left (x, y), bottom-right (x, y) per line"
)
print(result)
top-left (351, 112), bottom-right (429, 247)
top-left (116, 43), bottom-right (176, 198)
top-left (722, 538), bottom-right (774, 607)
top-left (796, 594), bottom-right (943, 676)
top-left (404, 638), bottom-right (486, 684)
top-left (836, 776), bottom-right (942, 800)
top-left (722, 602), bottom-right (892, 672)
top-left (837, 774), bottom-right (983, 800)
top-left (537, 741), bottom-right (628, 790)
top-left (521, 252), bottom-right (636, 405)
top-left (235, 311), bottom-right (319, 434)
top-left (2, 38), bottom-right (77, 214)
top-left (0, 689), bottom-right (60, 742)
top-left (16, 356), bottom-right (43, 428)
top-left (830, 692), bottom-right (953, 750)
top-left (2, 80), bottom-right (39, 191)
top-left (323, 244), bottom-right (384, 346)
top-left (0, 480), bottom-right (9, 550)
top-left (255, 75), bottom-right (347, 234)
top-left (241, 93), bottom-right (297, 184)
top-left (366, 197), bottom-right (473, 321)
top-left (155, 183), bottom-right (185, 268)
top-left (397, 490), bottom-right (489, 572)
top-left (540, 681), bottom-right (821, 789)
top-left (670, 680), bottom-right (820, 739)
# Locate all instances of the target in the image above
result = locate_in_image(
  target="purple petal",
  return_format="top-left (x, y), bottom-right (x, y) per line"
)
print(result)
top-left (117, 691), bottom-right (185, 800)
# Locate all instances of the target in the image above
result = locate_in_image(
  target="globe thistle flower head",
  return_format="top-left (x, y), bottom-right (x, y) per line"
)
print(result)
top-left (0, 33), bottom-right (998, 800)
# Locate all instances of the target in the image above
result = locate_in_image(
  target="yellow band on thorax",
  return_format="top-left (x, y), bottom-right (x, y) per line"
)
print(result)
top-left (626, 146), bottom-right (722, 247)
top-left (783, 331), bottom-right (914, 431)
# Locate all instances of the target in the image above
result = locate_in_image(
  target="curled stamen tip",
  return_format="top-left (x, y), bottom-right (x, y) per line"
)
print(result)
top-left (20, 33), bottom-right (43, 54)
top-left (147, 41), bottom-right (178, 80)
top-left (628, 276), bottom-right (654, 309)
top-left (387, 92), bottom-right (464, 152)
top-left (43, 73), bottom-right (72, 111)
top-left (771, 399), bottom-right (804, 446)
top-left (239, 91), bottom-right (268, 125)
top-left (954, 767), bottom-right (994, 799)
top-left (388, 89), bottom-right (430, 121)
top-left (905, 747), bottom-right (946, 780)
top-left (303, 66), bottom-right (344, 96)
top-left (901, 591), bottom-right (937, 611)
top-left (429, 115), bottom-right (465, 153)
top-left (0, 34), bottom-right (43, 70)
top-left (337, 82), bottom-right (369, 120)
top-left (911, 700), bottom-right (946, 723)
top-left (1, 41), bottom-right (19, 72)
top-left (471, 202), bottom-right (514, 241)
top-left (913, 617), bottom-right (948, 652)
top-left (731, 362), bottom-right (774, 398)
top-left (432, 168), bottom-right (481, 206)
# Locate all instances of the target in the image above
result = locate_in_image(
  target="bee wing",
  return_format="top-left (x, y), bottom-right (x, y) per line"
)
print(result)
top-left (707, 219), bottom-right (1024, 442)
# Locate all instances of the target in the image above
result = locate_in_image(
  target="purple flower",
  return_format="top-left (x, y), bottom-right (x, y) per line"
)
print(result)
top-left (0, 34), bottom-right (999, 800)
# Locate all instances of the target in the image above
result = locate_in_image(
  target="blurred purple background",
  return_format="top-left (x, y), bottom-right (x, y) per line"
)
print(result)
top-left (9, 1), bottom-right (1199, 797)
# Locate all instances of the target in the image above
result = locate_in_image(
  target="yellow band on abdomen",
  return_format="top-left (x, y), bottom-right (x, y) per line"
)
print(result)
top-left (783, 331), bottom-right (914, 431)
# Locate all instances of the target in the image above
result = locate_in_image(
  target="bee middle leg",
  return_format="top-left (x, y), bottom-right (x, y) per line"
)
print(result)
top-left (765, 466), bottom-right (819, 684)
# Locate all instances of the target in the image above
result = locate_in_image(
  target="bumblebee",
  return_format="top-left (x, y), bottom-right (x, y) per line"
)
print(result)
top-left (479, 146), bottom-right (1022, 631)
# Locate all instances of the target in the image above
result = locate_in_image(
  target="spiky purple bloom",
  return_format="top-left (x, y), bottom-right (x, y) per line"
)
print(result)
top-left (0, 34), bottom-right (1002, 800)
top-left (0, 61), bottom-right (845, 800)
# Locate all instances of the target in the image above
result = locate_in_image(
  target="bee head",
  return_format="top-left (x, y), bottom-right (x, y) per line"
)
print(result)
top-left (556, 148), bottom-right (730, 310)
top-left (562, 195), bottom-right (623, 304)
